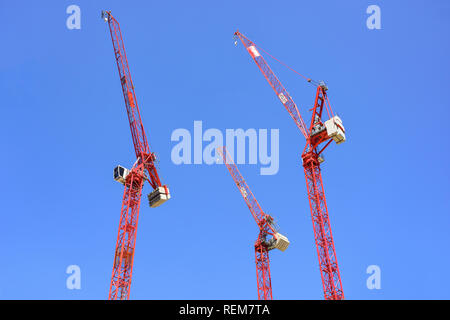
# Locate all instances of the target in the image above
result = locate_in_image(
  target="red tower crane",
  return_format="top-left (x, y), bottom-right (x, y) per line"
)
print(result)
top-left (102, 11), bottom-right (171, 300)
top-left (234, 31), bottom-right (346, 300)
top-left (217, 146), bottom-right (290, 300)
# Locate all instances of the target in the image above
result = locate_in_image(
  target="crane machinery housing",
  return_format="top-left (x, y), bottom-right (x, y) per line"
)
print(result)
top-left (217, 146), bottom-right (289, 300)
top-left (102, 10), bottom-right (171, 300)
top-left (234, 31), bottom-right (346, 300)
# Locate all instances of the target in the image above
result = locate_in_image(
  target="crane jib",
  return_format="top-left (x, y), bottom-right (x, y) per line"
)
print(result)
top-left (237, 34), bottom-right (308, 139)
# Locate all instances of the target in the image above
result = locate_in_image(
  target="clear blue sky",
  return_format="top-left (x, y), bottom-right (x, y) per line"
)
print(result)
top-left (0, 0), bottom-right (449, 299)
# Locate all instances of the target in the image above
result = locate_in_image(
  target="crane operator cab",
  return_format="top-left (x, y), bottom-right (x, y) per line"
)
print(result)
top-left (148, 186), bottom-right (171, 208)
top-left (324, 115), bottom-right (346, 145)
top-left (114, 165), bottom-right (130, 184)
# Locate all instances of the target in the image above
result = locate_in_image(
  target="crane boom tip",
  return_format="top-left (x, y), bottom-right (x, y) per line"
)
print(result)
top-left (101, 10), bottom-right (111, 22)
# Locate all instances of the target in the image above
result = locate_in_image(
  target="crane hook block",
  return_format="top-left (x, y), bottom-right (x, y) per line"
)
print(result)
top-left (148, 185), bottom-right (171, 208)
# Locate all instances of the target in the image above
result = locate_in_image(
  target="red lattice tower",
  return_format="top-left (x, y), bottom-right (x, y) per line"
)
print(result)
top-left (102, 11), bottom-right (170, 300)
top-left (218, 146), bottom-right (289, 300)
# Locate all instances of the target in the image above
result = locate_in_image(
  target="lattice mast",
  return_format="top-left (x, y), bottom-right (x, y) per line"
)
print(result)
top-left (102, 11), bottom-right (171, 300)
top-left (217, 146), bottom-right (290, 300)
top-left (235, 31), bottom-right (346, 300)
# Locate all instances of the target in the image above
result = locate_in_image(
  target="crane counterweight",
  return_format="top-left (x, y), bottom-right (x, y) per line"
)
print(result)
top-left (266, 233), bottom-right (290, 252)
top-left (148, 186), bottom-right (171, 208)
top-left (324, 116), bottom-right (346, 144)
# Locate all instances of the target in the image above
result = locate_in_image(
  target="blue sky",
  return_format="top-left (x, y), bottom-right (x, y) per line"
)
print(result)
top-left (0, 0), bottom-right (449, 299)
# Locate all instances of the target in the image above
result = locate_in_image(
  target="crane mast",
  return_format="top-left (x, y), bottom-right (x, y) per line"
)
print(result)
top-left (217, 146), bottom-right (289, 300)
top-left (102, 11), bottom-right (170, 300)
top-left (234, 31), bottom-right (345, 300)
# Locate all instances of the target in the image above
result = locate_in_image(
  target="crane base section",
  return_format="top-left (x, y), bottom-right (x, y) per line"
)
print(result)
top-left (267, 233), bottom-right (290, 252)
top-left (325, 116), bottom-right (346, 144)
top-left (148, 186), bottom-right (171, 208)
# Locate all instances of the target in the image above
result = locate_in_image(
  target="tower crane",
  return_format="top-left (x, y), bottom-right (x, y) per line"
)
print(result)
top-left (102, 11), bottom-right (171, 300)
top-left (234, 31), bottom-right (346, 300)
top-left (217, 146), bottom-right (290, 300)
